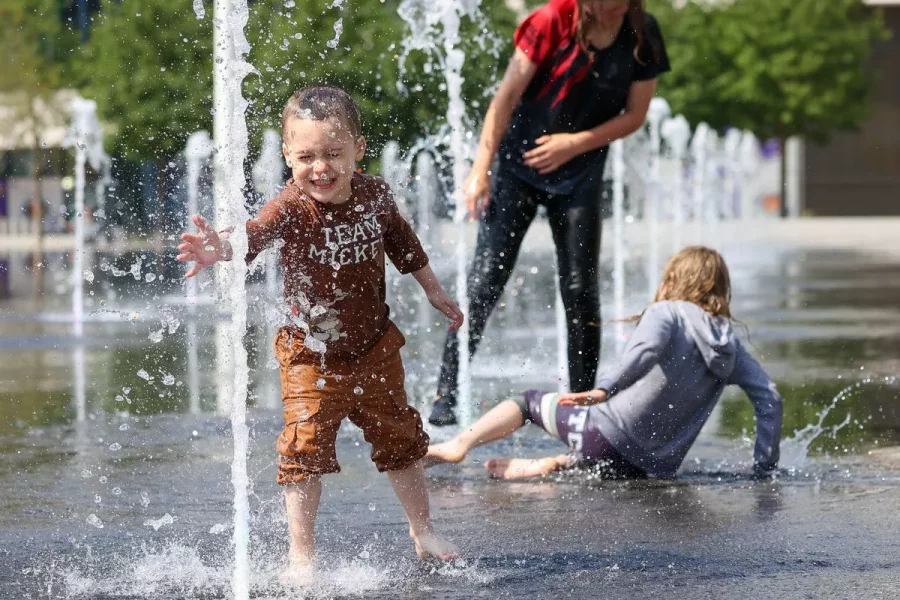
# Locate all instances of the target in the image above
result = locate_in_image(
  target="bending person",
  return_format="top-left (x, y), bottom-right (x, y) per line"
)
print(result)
top-left (430, 0), bottom-right (671, 425)
top-left (426, 247), bottom-right (784, 480)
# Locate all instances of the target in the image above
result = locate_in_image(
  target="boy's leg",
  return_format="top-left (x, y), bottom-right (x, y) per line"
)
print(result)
top-left (424, 396), bottom-right (527, 467)
top-left (430, 172), bottom-right (540, 425)
top-left (386, 462), bottom-right (459, 561)
top-left (284, 478), bottom-right (322, 566)
top-left (349, 336), bottom-right (457, 560)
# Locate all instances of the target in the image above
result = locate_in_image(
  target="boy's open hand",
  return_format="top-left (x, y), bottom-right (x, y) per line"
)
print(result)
top-left (427, 289), bottom-right (465, 332)
top-left (177, 215), bottom-right (229, 278)
top-left (558, 389), bottom-right (608, 406)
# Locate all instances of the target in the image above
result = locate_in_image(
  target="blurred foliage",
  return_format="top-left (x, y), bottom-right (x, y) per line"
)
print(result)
top-left (70, 0), bottom-right (516, 163)
top-left (649, 0), bottom-right (889, 143)
top-left (2, 0), bottom-right (890, 162)
top-left (0, 0), bottom-right (75, 96)
top-left (78, 0), bottom-right (213, 161)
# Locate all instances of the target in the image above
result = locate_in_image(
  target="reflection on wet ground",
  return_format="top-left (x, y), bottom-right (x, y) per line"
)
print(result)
top-left (2, 244), bottom-right (900, 598)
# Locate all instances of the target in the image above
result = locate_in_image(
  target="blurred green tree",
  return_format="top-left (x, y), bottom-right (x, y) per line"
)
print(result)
top-left (245, 0), bottom-right (517, 159)
top-left (0, 0), bottom-right (76, 244)
top-left (78, 0), bottom-right (516, 164)
top-left (79, 0), bottom-right (213, 161)
top-left (650, 0), bottom-right (889, 144)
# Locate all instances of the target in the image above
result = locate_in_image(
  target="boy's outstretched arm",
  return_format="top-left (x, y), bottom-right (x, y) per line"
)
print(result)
top-left (177, 214), bottom-right (233, 278)
top-left (411, 265), bottom-right (464, 332)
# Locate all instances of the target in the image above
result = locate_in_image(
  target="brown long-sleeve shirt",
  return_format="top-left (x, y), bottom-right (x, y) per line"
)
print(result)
top-left (246, 173), bottom-right (428, 362)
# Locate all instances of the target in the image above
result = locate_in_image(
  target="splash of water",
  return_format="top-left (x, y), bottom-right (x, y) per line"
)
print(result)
top-left (398, 0), bottom-right (483, 424)
top-left (55, 544), bottom-right (499, 599)
top-left (779, 382), bottom-right (856, 472)
top-left (211, 0), bottom-right (255, 597)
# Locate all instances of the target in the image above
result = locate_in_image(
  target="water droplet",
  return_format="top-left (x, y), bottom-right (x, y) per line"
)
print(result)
top-left (99, 476), bottom-right (107, 484)
top-left (368, 503), bottom-right (376, 511)
top-left (353, 386), bottom-right (364, 396)
top-left (81, 469), bottom-right (92, 479)
top-left (94, 495), bottom-right (102, 504)
top-left (148, 329), bottom-right (164, 343)
top-left (123, 387), bottom-right (131, 395)
top-left (380, 377), bottom-right (386, 383)
top-left (109, 443), bottom-right (122, 451)
top-left (284, 0), bottom-right (295, 6)
top-left (316, 378), bottom-right (326, 390)
top-left (358, 549), bottom-right (370, 559)
top-left (162, 373), bottom-right (175, 386)
top-left (137, 369), bottom-right (152, 381)
top-left (112, 487), bottom-right (122, 495)
top-left (209, 523), bottom-right (227, 535)
top-left (143, 513), bottom-right (175, 531)
top-left (140, 492), bottom-right (150, 507)
top-left (83, 270), bottom-right (94, 282)
top-left (115, 395), bottom-right (125, 403)
top-left (145, 273), bottom-right (157, 282)
top-left (86, 514), bottom-right (104, 529)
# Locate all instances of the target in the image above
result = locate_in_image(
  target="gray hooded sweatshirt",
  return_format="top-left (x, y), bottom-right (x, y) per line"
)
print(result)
top-left (591, 300), bottom-right (783, 477)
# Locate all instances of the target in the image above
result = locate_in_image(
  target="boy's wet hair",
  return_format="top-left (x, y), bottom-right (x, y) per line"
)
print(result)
top-left (281, 86), bottom-right (363, 139)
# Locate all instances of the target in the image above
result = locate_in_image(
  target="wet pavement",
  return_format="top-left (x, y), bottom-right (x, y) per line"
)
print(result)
top-left (2, 236), bottom-right (900, 599)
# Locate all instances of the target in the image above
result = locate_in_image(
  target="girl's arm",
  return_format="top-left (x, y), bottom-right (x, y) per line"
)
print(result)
top-left (594, 302), bottom-right (675, 396)
top-left (467, 49), bottom-right (538, 216)
top-left (561, 304), bottom-right (675, 406)
top-left (522, 79), bottom-right (658, 175)
top-left (728, 342), bottom-right (784, 474)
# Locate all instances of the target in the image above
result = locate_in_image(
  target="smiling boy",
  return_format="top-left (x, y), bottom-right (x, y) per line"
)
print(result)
top-left (177, 86), bottom-right (462, 577)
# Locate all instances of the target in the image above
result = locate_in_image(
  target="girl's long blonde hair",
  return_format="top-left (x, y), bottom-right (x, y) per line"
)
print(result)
top-left (653, 246), bottom-right (732, 318)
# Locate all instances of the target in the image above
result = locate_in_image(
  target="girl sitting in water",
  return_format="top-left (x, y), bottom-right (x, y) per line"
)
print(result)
top-left (425, 246), bottom-right (783, 479)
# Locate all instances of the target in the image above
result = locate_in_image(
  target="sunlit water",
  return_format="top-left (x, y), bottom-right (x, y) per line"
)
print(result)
top-left (3, 241), bottom-right (900, 598)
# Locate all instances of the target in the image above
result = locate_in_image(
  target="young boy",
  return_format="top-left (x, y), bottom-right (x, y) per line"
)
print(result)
top-left (176, 86), bottom-right (462, 573)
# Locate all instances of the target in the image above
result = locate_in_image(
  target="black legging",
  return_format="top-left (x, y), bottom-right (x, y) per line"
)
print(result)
top-left (435, 167), bottom-right (602, 407)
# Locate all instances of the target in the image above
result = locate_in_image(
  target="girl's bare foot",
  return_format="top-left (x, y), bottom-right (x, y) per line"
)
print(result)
top-left (422, 439), bottom-right (467, 468)
top-left (484, 456), bottom-right (564, 479)
top-left (411, 530), bottom-right (460, 562)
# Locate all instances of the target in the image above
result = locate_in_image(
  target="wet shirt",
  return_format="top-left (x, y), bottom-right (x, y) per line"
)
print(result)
top-left (245, 172), bottom-right (428, 361)
top-left (501, 0), bottom-right (670, 194)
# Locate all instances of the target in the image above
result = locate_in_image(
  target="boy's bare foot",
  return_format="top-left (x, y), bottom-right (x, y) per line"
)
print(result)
top-left (422, 439), bottom-right (467, 468)
top-left (280, 560), bottom-right (316, 587)
top-left (411, 530), bottom-right (460, 562)
top-left (484, 457), bottom-right (563, 479)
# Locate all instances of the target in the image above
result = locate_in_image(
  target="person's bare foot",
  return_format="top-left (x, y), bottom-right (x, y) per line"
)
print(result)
top-left (422, 439), bottom-right (467, 468)
top-left (280, 558), bottom-right (316, 587)
top-left (411, 530), bottom-right (460, 562)
top-left (484, 457), bottom-right (563, 479)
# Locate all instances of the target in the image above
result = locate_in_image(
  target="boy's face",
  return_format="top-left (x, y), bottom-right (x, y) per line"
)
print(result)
top-left (282, 115), bottom-right (365, 205)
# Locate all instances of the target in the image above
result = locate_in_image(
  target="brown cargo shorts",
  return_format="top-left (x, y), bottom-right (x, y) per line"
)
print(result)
top-left (274, 321), bottom-right (429, 485)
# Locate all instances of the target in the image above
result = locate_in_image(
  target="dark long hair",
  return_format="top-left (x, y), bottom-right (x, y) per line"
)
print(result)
top-left (575, 0), bottom-right (657, 65)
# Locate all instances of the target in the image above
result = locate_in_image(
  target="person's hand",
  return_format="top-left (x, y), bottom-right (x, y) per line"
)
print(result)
top-left (558, 389), bottom-right (608, 406)
top-left (523, 133), bottom-right (583, 175)
top-left (464, 168), bottom-right (491, 220)
top-left (427, 289), bottom-right (465, 332)
top-left (177, 215), bottom-right (230, 278)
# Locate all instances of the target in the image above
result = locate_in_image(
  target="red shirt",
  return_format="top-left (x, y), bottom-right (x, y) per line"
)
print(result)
top-left (503, 0), bottom-right (670, 194)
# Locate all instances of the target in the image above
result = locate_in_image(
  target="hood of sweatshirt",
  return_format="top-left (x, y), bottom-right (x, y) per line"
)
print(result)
top-left (673, 301), bottom-right (737, 379)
